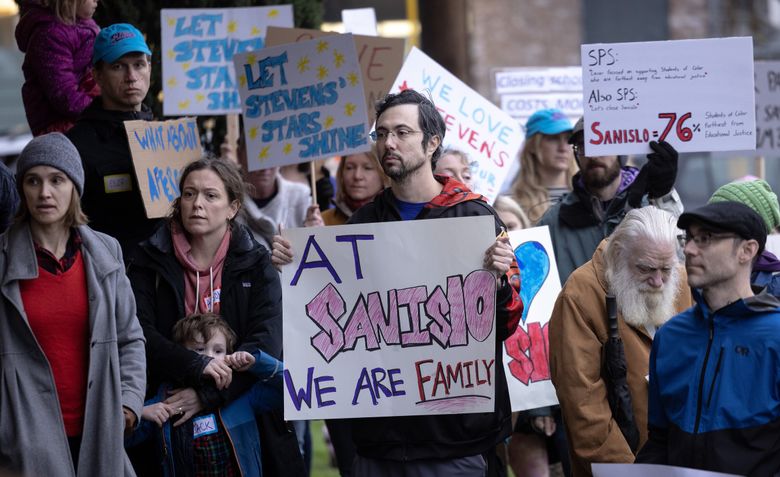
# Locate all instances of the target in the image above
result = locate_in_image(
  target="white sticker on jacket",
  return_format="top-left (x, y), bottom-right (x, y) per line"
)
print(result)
top-left (103, 174), bottom-right (133, 193)
top-left (193, 414), bottom-right (218, 438)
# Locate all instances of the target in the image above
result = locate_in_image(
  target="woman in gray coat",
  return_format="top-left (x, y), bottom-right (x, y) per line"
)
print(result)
top-left (0, 133), bottom-right (146, 477)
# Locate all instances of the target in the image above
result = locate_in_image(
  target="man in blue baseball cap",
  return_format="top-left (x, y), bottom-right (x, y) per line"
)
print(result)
top-left (67, 23), bottom-right (159, 261)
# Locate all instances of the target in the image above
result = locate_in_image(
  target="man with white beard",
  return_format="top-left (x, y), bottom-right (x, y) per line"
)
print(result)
top-left (548, 206), bottom-right (692, 477)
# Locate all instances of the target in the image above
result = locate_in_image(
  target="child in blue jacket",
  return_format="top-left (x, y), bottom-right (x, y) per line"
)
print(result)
top-left (128, 312), bottom-right (283, 476)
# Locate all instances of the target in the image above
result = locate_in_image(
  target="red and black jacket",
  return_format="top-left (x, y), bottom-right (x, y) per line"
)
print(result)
top-left (347, 175), bottom-right (523, 461)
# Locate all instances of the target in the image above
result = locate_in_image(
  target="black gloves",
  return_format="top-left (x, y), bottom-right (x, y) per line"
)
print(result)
top-left (627, 140), bottom-right (678, 208)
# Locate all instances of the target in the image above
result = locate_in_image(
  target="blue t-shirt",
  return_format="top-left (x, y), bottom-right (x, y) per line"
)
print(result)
top-left (395, 198), bottom-right (426, 220)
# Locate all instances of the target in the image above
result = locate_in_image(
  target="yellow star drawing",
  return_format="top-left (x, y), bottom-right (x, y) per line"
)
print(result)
top-left (347, 72), bottom-right (359, 86)
top-left (283, 143), bottom-right (293, 155)
top-left (344, 103), bottom-right (356, 117)
top-left (317, 65), bottom-right (328, 80)
top-left (239, 75), bottom-right (247, 88)
top-left (249, 126), bottom-right (259, 140)
top-left (167, 77), bottom-right (177, 87)
top-left (195, 93), bottom-right (205, 102)
top-left (258, 146), bottom-right (270, 160)
top-left (166, 17), bottom-right (175, 27)
top-left (247, 54), bottom-right (257, 65)
top-left (227, 20), bottom-right (237, 33)
top-left (178, 100), bottom-right (190, 110)
top-left (298, 56), bottom-right (310, 73)
top-left (316, 40), bottom-right (329, 53)
top-left (251, 26), bottom-right (261, 36)
top-left (333, 50), bottom-right (345, 68)
top-left (182, 62), bottom-right (191, 71)
top-left (167, 49), bottom-right (175, 60)
top-left (324, 116), bottom-right (335, 129)
top-left (268, 9), bottom-right (279, 18)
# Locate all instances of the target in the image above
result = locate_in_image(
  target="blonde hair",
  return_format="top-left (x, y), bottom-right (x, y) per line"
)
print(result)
top-left (511, 134), bottom-right (578, 224)
top-left (335, 145), bottom-right (389, 204)
top-left (43, 0), bottom-right (80, 24)
top-left (493, 195), bottom-right (531, 230)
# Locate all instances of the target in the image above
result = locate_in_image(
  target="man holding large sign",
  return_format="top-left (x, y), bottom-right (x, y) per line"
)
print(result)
top-left (273, 89), bottom-right (523, 475)
top-left (538, 117), bottom-right (683, 283)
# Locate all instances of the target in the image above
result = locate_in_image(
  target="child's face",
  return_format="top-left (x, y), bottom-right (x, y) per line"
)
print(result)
top-left (76, 0), bottom-right (98, 19)
top-left (184, 331), bottom-right (228, 359)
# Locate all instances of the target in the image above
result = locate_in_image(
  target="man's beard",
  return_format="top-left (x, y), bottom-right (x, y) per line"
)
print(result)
top-left (583, 159), bottom-right (621, 190)
top-left (382, 154), bottom-right (426, 185)
top-left (606, 262), bottom-right (681, 329)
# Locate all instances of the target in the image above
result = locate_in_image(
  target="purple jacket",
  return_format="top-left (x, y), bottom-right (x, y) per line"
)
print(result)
top-left (16, 1), bottom-right (100, 135)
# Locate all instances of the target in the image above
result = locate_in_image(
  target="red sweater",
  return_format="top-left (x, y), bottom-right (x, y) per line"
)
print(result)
top-left (21, 251), bottom-right (90, 437)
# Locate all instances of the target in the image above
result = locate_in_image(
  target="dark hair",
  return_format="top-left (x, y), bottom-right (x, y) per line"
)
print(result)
top-left (169, 156), bottom-right (245, 228)
top-left (172, 312), bottom-right (237, 353)
top-left (374, 89), bottom-right (446, 162)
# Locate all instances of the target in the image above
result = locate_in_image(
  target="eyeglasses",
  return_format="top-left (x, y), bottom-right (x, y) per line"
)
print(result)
top-left (369, 128), bottom-right (423, 143)
top-left (678, 232), bottom-right (739, 249)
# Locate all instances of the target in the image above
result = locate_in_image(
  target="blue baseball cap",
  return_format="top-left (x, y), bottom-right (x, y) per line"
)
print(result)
top-left (524, 108), bottom-right (573, 140)
top-left (92, 23), bottom-right (152, 65)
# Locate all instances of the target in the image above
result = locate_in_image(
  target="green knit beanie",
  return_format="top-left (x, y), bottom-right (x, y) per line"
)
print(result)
top-left (709, 179), bottom-right (780, 232)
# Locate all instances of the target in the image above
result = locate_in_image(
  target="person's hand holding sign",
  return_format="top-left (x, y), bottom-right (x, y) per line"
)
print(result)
top-left (628, 140), bottom-right (679, 208)
top-left (271, 225), bottom-right (294, 271)
top-left (484, 230), bottom-right (514, 286)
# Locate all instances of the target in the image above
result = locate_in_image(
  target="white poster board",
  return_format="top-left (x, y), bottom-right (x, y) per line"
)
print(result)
top-left (281, 216), bottom-right (499, 420)
top-left (755, 61), bottom-right (780, 155)
top-left (502, 226), bottom-right (561, 411)
top-left (495, 66), bottom-right (584, 128)
top-left (767, 234), bottom-right (780, 257)
top-left (581, 37), bottom-right (756, 156)
top-left (161, 6), bottom-right (293, 116)
top-left (389, 48), bottom-right (522, 204)
top-left (342, 8), bottom-right (378, 36)
top-left (234, 34), bottom-right (371, 171)
top-left (592, 464), bottom-right (742, 477)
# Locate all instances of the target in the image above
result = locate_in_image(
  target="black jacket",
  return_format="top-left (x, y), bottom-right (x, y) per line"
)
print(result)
top-left (128, 221), bottom-right (283, 406)
top-left (66, 99), bottom-right (159, 261)
top-left (348, 178), bottom-right (522, 461)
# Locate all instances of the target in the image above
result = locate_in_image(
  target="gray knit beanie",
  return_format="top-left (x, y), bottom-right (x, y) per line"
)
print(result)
top-left (16, 133), bottom-right (84, 196)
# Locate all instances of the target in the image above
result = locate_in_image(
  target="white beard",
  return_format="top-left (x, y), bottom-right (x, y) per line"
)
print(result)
top-left (607, 263), bottom-right (681, 329)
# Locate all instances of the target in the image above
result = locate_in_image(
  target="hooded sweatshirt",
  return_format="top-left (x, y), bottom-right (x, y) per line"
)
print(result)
top-left (16, 0), bottom-right (100, 134)
top-left (752, 249), bottom-right (780, 297)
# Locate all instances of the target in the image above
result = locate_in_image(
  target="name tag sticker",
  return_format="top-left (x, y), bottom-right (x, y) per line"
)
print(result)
top-left (104, 174), bottom-right (133, 194)
top-left (193, 414), bottom-right (218, 438)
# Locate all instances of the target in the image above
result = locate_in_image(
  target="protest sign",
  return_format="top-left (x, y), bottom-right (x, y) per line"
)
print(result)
top-left (124, 118), bottom-right (201, 218)
top-left (502, 226), bottom-right (560, 411)
top-left (161, 6), bottom-right (293, 116)
top-left (581, 37), bottom-right (755, 156)
top-left (495, 66), bottom-right (584, 128)
top-left (390, 47), bottom-right (523, 203)
top-left (265, 26), bottom-right (405, 121)
top-left (755, 61), bottom-right (780, 155)
top-left (281, 216), bottom-right (499, 420)
top-left (767, 234), bottom-right (780, 257)
top-left (234, 34), bottom-right (370, 172)
top-left (342, 8), bottom-right (378, 36)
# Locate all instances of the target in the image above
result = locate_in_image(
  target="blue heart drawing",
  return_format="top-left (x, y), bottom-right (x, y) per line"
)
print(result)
top-left (515, 241), bottom-right (550, 324)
